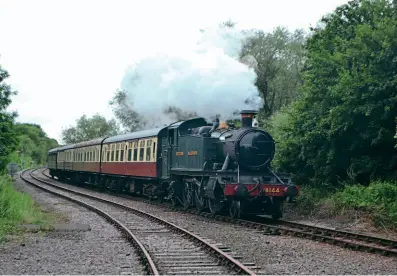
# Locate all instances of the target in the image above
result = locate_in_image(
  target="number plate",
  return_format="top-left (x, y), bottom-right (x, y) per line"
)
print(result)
top-left (264, 187), bottom-right (281, 193)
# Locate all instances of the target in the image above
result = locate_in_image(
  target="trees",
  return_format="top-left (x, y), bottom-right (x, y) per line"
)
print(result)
top-left (9, 123), bottom-right (59, 168)
top-left (61, 114), bottom-right (120, 144)
top-left (109, 89), bottom-right (146, 132)
top-left (272, 0), bottom-right (397, 187)
top-left (240, 27), bottom-right (307, 121)
top-left (109, 89), bottom-right (198, 132)
top-left (0, 64), bottom-right (18, 171)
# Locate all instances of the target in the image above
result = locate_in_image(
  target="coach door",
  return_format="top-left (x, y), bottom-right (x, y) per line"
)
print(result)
top-left (161, 137), bottom-right (169, 178)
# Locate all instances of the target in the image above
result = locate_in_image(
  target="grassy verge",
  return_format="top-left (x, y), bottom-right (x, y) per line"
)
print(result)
top-left (288, 181), bottom-right (397, 230)
top-left (0, 173), bottom-right (52, 242)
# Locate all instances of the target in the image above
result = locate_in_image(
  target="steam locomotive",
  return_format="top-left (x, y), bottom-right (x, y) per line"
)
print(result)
top-left (47, 110), bottom-right (299, 219)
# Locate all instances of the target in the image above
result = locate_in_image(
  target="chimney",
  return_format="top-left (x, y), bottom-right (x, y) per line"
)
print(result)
top-left (240, 110), bottom-right (258, 128)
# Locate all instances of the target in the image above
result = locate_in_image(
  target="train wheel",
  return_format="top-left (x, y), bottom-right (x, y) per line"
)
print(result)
top-left (229, 200), bottom-right (242, 219)
top-left (105, 178), bottom-right (111, 190)
top-left (168, 181), bottom-right (180, 207)
top-left (195, 190), bottom-right (207, 212)
top-left (271, 198), bottom-right (284, 220)
top-left (182, 183), bottom-right (193, 210)
top-left (208, 198), bottom-right (224, 215)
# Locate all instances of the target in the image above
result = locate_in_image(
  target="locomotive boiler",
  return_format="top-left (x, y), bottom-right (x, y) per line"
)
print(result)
top-left (47, 110), bottom-right (299, 220)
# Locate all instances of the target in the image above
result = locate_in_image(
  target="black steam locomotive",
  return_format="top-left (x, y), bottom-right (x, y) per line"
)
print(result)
top-left (48, 110), bottom-right (299, 219)
top-left (166, 110), bottom-right (299, 219)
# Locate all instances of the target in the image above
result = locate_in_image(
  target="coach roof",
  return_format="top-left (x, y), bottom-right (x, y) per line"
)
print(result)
top-left (48, 147), bottom-right (60, 154)
top-left (103, 127), bottom-right (167, 144)
top-left (58, 137), bottom-right (107, 151)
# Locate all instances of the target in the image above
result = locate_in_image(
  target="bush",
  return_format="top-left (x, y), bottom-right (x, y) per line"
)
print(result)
top-left (292, 186), bottom-right (328, 215)
top-left (331, 181), bottom-right (397, 229)
top-left (0, 174), bottom-right (49, 241)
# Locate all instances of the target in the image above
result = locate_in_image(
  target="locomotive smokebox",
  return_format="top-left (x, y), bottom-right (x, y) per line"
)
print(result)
top-left (240, 110), bottom-right (258, 128)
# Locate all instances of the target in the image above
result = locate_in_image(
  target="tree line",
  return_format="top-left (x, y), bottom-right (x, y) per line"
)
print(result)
top-left (0, 66), bottom-right (59, 171)
top-left (58, 0), bottom-right (397, 190)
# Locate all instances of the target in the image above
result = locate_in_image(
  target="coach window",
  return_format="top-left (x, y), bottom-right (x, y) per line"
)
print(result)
top-left (152, 141), bottom-right (156, 160)
top-left (146, 140), bottom-right (152, 161)
top-left (110, 144), bottom-right (114, 162)
top-left (120, 144), bottom-right (124, 162)
top-left (133, 142), bottom-right (138, 161)
top-left (139, 141), bottom-right (145, 161)
top-left (116, 144), bottom-right (119, 162)
top-left (128, 143), bottom-right (132, 161)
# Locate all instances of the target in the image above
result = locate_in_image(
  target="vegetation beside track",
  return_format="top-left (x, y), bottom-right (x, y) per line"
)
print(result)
top-left (0, 173), bottom-right (54, 242)
top-left (287, 183), bottom-right (397, 230)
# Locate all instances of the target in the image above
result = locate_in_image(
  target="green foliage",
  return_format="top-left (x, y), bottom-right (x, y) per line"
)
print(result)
top-left (0, 64), bottom-right (18, 171)
top-left (0, 174), bottom-right (50, 241)
top-left (331, 181), bottom-right (397, 228)
top-left (61, 113), bottom-right (120, 144)
top-left (290, 186), bottom-right (329, 216)
top-left (9, 123), bottom-right (59, 168)
top-left (240, 27), bottom-right (307, 120)
top-left (395, 117), bottom-right (397, 147)
top-left (273, 0), bottom-right (397, 187)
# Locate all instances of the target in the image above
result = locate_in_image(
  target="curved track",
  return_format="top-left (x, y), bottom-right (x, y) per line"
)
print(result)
top-left (40, 168), bottom-right (397, 258)
top-left (21, 169), bottom-right (159, 275)
top-left (23, 169), bottom-right (258, 275)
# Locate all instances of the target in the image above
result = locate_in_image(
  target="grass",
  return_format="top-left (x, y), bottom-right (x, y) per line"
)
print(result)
top-left (0, 173), bottom-right (53, 242)
top-left (289, 181), bottom-right (397, 230)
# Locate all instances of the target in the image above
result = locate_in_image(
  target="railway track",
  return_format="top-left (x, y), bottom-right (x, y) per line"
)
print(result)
top-left (40, 169), bottom-right (397, 258)
top-left (22, 169), bottom-right (259, 275)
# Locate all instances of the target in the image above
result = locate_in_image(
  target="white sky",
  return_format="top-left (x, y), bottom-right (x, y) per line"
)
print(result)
top-left (0, 0), bottom-right (348, 143)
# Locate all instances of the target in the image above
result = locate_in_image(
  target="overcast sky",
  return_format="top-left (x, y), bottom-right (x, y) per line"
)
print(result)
top-left (0, 0), bottom-right (348, 143)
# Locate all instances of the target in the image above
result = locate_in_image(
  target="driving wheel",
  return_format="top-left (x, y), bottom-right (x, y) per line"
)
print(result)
top-left (229, 200), bottom-right (242, 219)
top-left (182, 183), bottom-right (193, 210)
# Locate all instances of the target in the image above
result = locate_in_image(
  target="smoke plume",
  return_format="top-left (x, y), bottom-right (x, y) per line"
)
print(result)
top-left (120, 24), bottom-right (260, 128)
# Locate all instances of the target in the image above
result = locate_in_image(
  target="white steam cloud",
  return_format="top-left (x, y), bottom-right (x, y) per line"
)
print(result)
top-left (120, 24), bottom-right (260, 128)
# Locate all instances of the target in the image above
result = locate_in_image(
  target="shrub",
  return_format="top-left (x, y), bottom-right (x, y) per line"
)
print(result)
top-left (331, 181), bottom-right (397, 229)
top-left (0, 174), bottom-right (48, 241)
